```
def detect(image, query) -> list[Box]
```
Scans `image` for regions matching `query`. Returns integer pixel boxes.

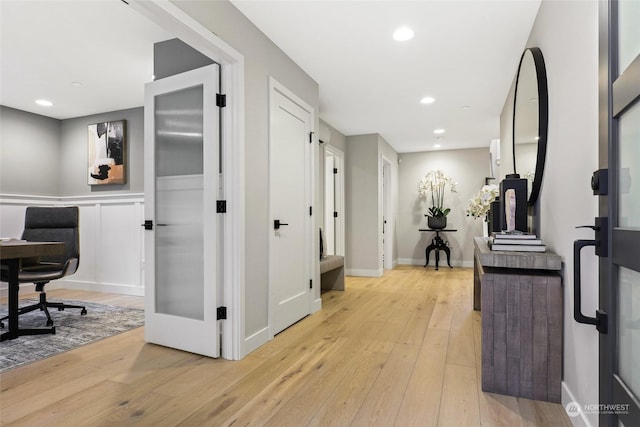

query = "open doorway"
[381,156,393,271]
[323,145,345,257]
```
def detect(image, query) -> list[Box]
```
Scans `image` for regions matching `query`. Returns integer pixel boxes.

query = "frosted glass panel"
[155,86,204,177]
[619,0,640,72]
[154,86,204,320]
[619,101,640,228]
[618,267,640,398]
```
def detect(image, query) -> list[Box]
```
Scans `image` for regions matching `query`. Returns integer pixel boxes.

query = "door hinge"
[309,279,313,289]
[334,211,338,218]
[216,94,226,108]
[309,132,314,143]
[217,200,227,213]
[333,168,338,174]
[141,220,153,230]
[309,206,313,216]
[217,306,227,320]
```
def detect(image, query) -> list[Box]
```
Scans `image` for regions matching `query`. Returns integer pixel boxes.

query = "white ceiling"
[0,1,173,120]
[230,0,541,153]
[1,0,541,154]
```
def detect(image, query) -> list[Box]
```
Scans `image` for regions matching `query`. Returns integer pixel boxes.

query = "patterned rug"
[0,299,144,372]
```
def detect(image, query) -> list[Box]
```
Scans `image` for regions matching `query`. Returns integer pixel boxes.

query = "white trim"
[243,327,271,356]
[562,381,592,427]
[129,0,245,360]
[380,156,393,271]
[0,193,144,205]
[346,269,383,277]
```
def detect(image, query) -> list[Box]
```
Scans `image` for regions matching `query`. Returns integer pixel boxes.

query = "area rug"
[0,299,144,372]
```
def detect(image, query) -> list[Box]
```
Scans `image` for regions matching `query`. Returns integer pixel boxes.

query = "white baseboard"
[345,268,383,277]
[58,279,145,297]
[311,297,322,313]
[562,381,593,427]
[397,258,473,268]
[243,326,270,358]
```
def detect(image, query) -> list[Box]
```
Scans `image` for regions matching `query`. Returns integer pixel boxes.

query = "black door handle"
[573,239,607,333]
[274,220,289,230]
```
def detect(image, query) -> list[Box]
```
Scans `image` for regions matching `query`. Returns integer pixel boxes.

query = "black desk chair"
[0,207,85,332]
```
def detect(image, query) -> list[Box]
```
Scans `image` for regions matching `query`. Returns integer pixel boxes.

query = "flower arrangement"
[466,184,499,218]
[418,170,457,217]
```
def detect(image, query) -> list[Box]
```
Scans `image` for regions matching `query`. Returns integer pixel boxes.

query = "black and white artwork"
[87,120,126,185]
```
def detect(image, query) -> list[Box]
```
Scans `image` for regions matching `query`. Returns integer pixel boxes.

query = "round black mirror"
[512,47,548,206]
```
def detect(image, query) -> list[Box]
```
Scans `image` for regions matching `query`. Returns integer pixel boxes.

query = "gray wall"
[59,107,144,196]
[0,106,61,196]
[321,119,346,153]
[0,105,144,197]
[173,0,320,338]
[397,148,490,266]
[345,134,380,273]
[503,1,599,423]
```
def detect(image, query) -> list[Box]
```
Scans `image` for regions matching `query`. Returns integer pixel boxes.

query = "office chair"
[0,206,85,332]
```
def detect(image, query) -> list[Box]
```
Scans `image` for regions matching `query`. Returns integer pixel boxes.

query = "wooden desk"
[419,229,457,270]
[1,240,65,341]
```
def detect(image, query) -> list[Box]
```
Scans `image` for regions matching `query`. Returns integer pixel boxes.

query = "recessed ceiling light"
[71,81,83,87]
[462,105,470,110]
[393,26,414,41]
[434,128,445,135]
[434,144,441,148]
[420,96,435,104]
[35,99,53,107]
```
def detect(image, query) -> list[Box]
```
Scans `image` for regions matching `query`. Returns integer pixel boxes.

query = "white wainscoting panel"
[0,194,145,297]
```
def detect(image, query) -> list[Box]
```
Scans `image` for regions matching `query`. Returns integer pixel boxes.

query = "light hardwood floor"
[0,266,572,426]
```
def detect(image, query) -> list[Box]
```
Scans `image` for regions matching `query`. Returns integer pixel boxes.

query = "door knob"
[274,220,289,230]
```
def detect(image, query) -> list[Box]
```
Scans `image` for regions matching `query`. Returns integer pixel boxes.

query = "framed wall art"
[87,120,126,185]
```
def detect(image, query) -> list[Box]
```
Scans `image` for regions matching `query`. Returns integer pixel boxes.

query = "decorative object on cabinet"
[473,237,562,402]
[418,169,457,220]
[499,175,528,232]
[87,120,126,185]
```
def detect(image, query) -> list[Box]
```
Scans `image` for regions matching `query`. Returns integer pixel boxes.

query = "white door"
[269,79,313,336]
[143,64,221,357]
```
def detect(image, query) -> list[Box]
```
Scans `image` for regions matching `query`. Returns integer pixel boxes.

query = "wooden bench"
[320,255,344,291]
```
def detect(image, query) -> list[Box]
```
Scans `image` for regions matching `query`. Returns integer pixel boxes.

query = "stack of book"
[488,232,546,252]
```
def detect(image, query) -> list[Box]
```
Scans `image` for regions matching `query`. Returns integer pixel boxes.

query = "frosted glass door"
[144,64,220,358]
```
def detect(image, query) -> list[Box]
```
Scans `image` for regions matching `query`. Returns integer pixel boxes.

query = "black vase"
[427,216,447,230]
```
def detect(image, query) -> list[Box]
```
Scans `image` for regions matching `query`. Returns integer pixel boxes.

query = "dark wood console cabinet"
[473,237,563,403]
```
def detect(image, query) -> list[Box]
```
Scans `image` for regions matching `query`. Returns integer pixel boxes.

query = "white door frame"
[130,0,245,360]
[323,144,345,257]
[380,156,393,271]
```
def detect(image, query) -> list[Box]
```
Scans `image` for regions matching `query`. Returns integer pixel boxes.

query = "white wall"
[500,2,600,426]
[397,147,490,267]
[378,135,399,268]
[0,195,145,297]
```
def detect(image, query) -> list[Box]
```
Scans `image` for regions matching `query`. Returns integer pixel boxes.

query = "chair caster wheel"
[46,320,54,326]
[81,309,87,315]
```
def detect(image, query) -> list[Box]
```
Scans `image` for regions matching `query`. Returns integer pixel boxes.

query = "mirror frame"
[512,47,548,207]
